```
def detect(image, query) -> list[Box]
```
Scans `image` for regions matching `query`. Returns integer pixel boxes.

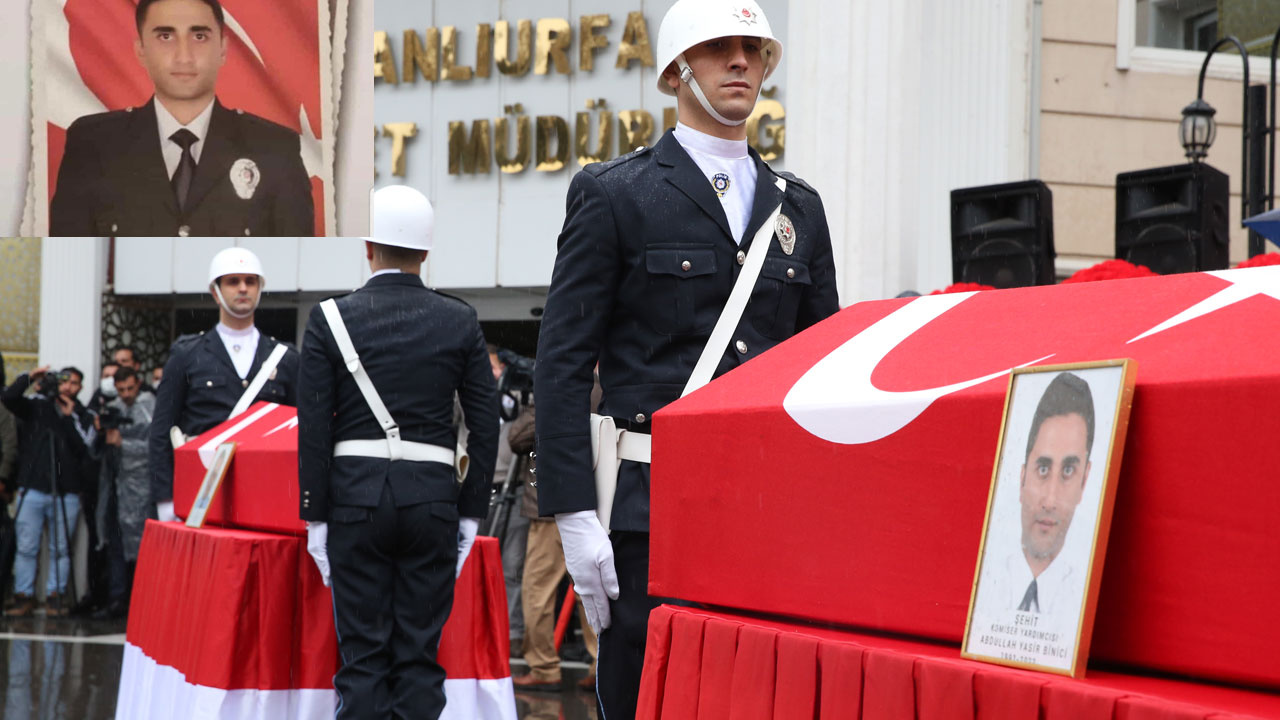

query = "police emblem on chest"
[712,172,731,198]
[775,214,796,255]
[230,159,261,200]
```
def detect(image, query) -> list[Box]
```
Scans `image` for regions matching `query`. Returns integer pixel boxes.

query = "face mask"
[100,378,117,397]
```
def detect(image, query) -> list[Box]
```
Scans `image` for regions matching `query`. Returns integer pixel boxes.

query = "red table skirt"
[126,520,509,691]
[637,606,1280,720]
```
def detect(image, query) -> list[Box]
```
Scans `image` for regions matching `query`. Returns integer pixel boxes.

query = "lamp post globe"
[1180,97,1217,162]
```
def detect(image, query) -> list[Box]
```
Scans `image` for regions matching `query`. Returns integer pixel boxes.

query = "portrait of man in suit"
[49,0,314,237]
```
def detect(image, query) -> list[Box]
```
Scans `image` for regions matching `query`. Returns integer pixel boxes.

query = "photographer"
[1,366,95,617]
[95,367,154,618]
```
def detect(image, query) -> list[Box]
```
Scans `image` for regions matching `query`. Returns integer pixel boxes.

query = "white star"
[1127,266,1280,343]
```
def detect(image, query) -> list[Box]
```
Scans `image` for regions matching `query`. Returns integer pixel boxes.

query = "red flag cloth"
[1061,259,1158,283]
[636,607,1280,720]
[119,522,516,719]
[1236,252,1280,268]
[650,268,1280,690]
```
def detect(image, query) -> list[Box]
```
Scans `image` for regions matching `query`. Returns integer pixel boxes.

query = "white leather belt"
[617,430,651,464]
[333,439,456,465]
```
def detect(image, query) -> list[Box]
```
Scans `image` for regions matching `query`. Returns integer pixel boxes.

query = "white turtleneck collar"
[674,122,749,160]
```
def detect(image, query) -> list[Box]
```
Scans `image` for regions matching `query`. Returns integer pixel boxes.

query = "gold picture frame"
[185,442,238,530]
[961,360,1136,677]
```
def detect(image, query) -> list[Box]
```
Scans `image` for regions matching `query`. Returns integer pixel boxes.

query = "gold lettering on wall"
[448,119,493,174]
[375,31,398,85]
[496,20,533,76]
[536,116,570,171]
[382,122,418,176]
[441,26,474,81]
[476,23,493,78]
[575,99,614,167]
[402,28,438,84]
[618,110,654,154]
[746,99,786,162]
[579,14,611,72]
[496,105,531,174]
[535,18,572,75]
[616,12,654,69]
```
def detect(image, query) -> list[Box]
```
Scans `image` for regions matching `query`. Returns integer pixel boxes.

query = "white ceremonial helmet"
[655,0,782,126]
[207,247,265,319]
[365,185,434,251]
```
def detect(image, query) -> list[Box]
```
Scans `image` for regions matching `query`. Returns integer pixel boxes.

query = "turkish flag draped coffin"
[174,401,304,535]
[649,267,1280,691]
[118,523,517,720]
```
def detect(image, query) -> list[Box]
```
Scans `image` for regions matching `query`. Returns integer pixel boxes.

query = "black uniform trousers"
[596,531,662,719]
[328,483,459,720]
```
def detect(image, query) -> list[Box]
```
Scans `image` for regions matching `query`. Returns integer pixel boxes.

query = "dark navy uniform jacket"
[50,97,314,237]
[534,130,841,531]
[296,273,499,523]
[148,329,299,503]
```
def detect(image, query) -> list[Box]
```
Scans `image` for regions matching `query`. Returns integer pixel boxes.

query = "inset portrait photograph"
[963,360,1135,676]
[26,0,367,237]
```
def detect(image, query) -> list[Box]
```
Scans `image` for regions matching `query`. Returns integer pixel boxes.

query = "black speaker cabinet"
[951,180,1055,289]
[1115,163,1229,275]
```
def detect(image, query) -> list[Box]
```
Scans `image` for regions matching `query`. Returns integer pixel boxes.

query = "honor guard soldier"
[148,247,299,522]
[297,185,499,719]
[533,1,840,715]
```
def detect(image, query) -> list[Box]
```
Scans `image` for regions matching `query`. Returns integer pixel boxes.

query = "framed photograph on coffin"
[186,442,237,529]
[962,360,1136,677]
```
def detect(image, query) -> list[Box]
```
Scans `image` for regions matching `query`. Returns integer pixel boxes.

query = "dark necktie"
[169,129,199,211]
[1018,579,1039,612]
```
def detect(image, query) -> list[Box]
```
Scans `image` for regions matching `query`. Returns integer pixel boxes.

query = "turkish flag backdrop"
[43,0,328,233]
[650,267,1280,691]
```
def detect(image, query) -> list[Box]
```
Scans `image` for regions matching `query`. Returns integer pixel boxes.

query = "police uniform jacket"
[296,273,499,523]
[534,130,840,531]
[50,97,314,237]
[148,330,298,503]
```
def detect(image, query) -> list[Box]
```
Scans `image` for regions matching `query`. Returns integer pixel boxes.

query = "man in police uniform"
[148,247,299,522]
[533,1,839,715]
[49,0,314,237]
[297,185,498,719]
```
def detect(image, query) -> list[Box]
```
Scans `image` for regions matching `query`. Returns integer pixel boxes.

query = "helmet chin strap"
[676,54,749,127]
[211,281,260,320]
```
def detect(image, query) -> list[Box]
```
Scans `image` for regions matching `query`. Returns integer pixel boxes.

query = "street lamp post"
[1180,36,1267,257]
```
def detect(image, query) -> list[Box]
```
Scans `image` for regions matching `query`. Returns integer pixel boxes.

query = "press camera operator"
[2,366,95,617]
[94,367,154,618]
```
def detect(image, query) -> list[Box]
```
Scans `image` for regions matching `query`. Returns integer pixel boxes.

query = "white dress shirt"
[673,122,759,245]
[215,323,260,379]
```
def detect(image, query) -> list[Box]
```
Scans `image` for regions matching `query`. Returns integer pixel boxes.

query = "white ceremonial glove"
[306,521,331,587]
[156,501,176,523]
[456,518,480,578]
[555,510,620,635]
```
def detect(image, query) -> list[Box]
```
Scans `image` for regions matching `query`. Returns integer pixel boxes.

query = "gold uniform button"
[178,225,190,237]
[735,340,748,354]
[681,260,691,272]
[736,251,746,265]
[635,413,646,424]
[786,268,795,279]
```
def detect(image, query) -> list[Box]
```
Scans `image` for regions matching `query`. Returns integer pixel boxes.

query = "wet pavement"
[0,614,597,719]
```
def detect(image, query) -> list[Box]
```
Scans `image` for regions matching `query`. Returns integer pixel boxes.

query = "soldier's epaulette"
[775,170,819,196]
[170,332,205,353]
[430,288,475,310]
[587,144,652,176]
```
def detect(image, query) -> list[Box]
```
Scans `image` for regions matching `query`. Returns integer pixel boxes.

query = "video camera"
[496,349,534,420]
[98,404,133,431]
[34,371,71,399]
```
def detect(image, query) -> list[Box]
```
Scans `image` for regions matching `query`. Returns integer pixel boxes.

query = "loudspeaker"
[951,180,1055,288]
[1115,163,1229,275]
